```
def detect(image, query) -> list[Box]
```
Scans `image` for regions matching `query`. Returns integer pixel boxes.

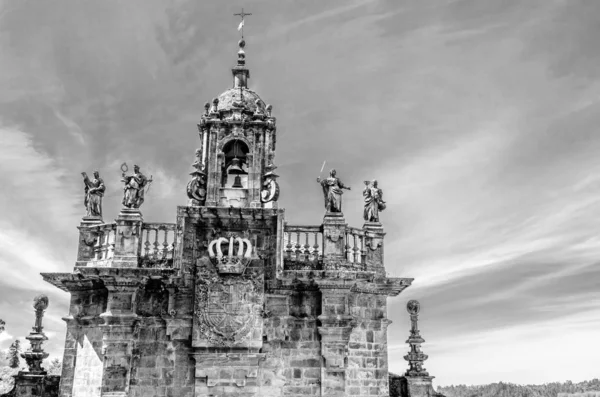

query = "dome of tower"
[217,87,264,113]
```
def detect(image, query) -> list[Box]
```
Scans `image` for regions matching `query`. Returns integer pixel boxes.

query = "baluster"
[153,229,159,259]
[344,232,351,262]
[303,232,310,261]
[108,229,115,258]
[101,230,109,259]
[144,229,151,257]
[312,232,320,261]
[162,229,169,258]
[295,232,301,260]
[360,234,367,266]
[353,232,360,263]
[285,232,293,259]
[167,230,174,259]
[93,231,103,260]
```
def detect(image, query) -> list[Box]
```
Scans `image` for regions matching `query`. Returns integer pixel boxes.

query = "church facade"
[27,33,442,397]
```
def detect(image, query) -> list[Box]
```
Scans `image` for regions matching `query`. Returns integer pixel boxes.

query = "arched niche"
[221,139,250,188]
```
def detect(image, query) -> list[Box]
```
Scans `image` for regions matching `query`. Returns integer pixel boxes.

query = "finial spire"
[404,300,430,377]
[232,9,252,88]
[234,8,252,39]
[22,295,50,373]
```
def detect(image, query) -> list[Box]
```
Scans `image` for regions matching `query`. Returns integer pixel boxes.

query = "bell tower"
[196,38,278,209]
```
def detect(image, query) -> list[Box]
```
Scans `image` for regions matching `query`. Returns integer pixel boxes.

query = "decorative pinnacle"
[404,300,430,377]
[232,9,251,88]
[22,295,50,374]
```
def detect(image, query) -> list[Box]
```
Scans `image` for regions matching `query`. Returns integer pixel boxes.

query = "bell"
[228,158,246,175]
[232,175,244,188]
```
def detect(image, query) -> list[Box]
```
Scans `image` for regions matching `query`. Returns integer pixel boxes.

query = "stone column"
[317,288,356,397]
[99,281,140,396]
[112,209,143,268]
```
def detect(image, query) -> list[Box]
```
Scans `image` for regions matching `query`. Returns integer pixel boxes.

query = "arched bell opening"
[221,139,250,189]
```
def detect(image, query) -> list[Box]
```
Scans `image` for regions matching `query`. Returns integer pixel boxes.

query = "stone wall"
[70,326,103,397]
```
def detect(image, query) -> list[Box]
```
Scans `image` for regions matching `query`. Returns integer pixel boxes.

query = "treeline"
[438,379,600,397]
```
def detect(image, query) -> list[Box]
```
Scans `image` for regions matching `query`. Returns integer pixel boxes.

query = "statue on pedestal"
[363,180,386,222]
[121,164,151,209]
[81,171,105,218]
[317,169,351,213]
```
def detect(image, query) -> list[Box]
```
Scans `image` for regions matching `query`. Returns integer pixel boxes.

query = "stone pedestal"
[363,221,385,274]
[112,209,143,268]
[76,216,104,265]
[399,376,442,397]
[322,213,347,263]
[7,373,60,397]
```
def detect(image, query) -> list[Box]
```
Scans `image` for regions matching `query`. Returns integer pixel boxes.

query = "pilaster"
[99,280,140,397]
[317,287,356,397]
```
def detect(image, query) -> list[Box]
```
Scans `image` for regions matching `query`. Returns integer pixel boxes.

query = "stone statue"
[81,171,105,218]
[260,165,280,203]
[187,169,207,206]
[121,164,151,209]
[317,169,350,213]
[363,180,386,222]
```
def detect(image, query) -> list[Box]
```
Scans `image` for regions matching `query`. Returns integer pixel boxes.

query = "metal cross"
[234,8,252,38]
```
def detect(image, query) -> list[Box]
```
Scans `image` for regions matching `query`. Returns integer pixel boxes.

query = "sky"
[1,0,599,387]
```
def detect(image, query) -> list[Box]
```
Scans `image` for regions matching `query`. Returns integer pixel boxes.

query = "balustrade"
[283,225,323,262]
[282,224,367,265]
[345,227,366,264]
[88,223,116,261]
[141,223,176,263]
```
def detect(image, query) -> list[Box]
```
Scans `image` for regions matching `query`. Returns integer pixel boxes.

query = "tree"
[7,340,21,369]
[46,358,62,375]
[0,319,5,334]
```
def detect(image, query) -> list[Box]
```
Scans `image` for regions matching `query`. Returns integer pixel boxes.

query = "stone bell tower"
[38,17,422,397]
[197,38,278,209]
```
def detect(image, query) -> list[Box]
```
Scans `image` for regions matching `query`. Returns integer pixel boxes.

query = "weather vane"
[234,8,252,39]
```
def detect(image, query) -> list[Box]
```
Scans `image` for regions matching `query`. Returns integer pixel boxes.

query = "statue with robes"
[81,170,105,218]
[121,164,151,209]
[317,169,351,213]
[363,180,386,222]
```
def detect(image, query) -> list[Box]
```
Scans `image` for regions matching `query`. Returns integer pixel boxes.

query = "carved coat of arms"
[194,236,263,346]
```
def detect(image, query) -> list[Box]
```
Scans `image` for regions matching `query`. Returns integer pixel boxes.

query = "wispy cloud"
[1,0,600,387]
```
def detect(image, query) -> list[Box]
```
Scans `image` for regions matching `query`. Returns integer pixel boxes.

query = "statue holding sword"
[316,161,351,213]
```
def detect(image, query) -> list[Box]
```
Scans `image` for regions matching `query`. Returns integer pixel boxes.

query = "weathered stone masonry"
[33,33,446,397]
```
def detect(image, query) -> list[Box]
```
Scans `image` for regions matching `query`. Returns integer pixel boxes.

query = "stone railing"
[284,225,323,262]
[87,223,117,264]
[139,223,176,267]
[78,220,176,268]
[282,219,385,273]
[345,226,366,264]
